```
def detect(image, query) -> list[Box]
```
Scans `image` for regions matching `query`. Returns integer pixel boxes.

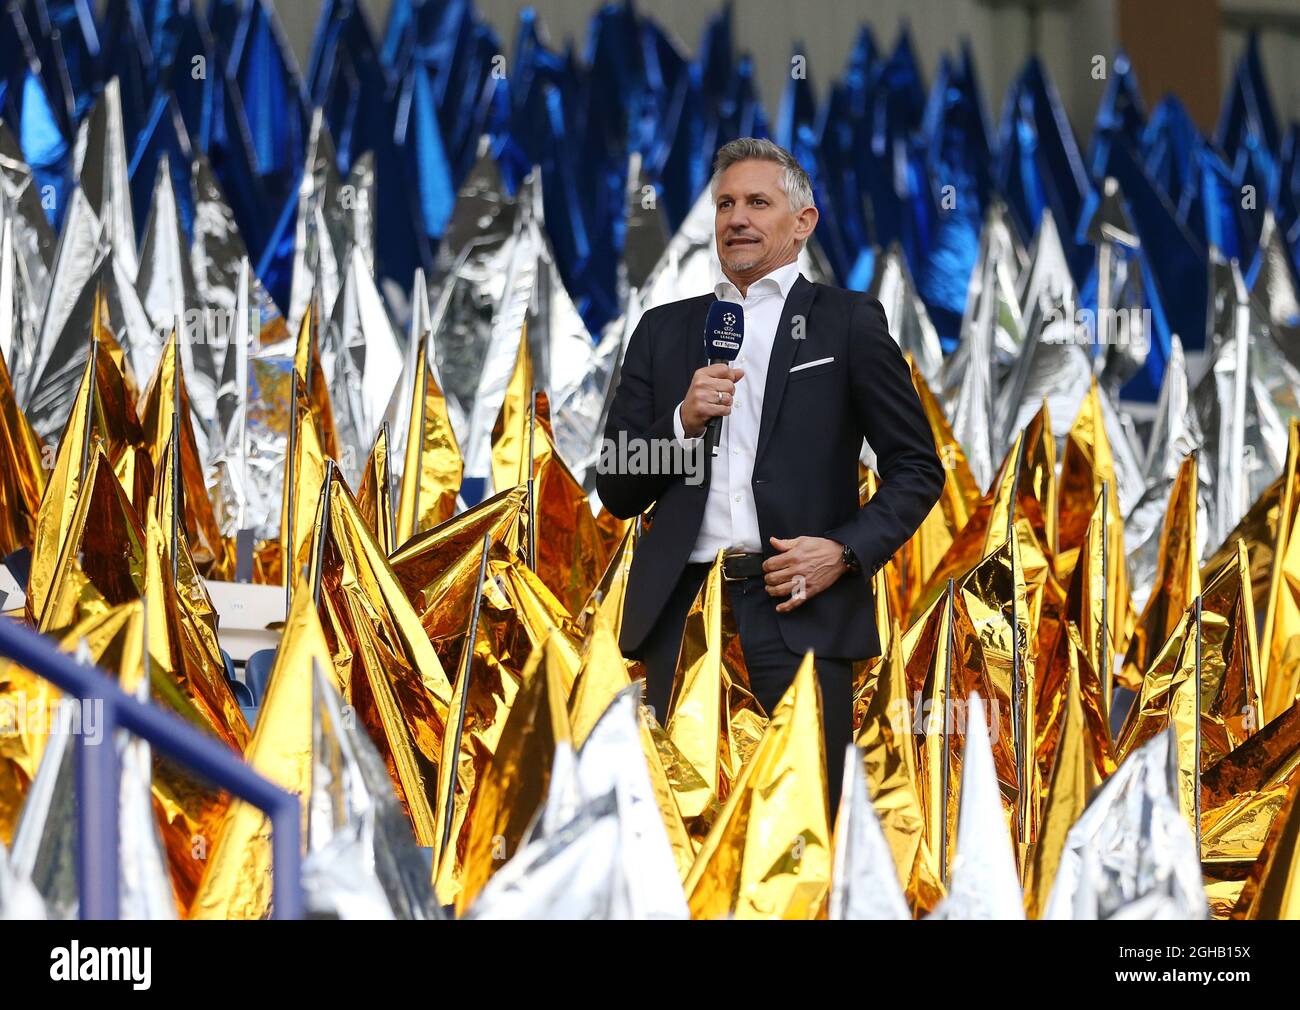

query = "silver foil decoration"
[210,259,255,536]
[286,111,356,332]
[0,118,54,322]
[622,153,669,294]
[72,77,137,281]
[1085,176,1148,395]
[382,268,432,491]
[472,684,688,920]
[302,663,444,920]
[0,838,46,920]
[945,236,1001,493]
[828,744,911,920]
[927,695,1025,919]
[9,679,176,920]
[1253,210,1300,370]
[867,241,945,386]
[0,214,38,384]
[138,152,211,406]
[1044,727,1208,920]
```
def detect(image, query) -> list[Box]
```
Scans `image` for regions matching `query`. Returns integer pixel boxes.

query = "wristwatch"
[839,542,860,572]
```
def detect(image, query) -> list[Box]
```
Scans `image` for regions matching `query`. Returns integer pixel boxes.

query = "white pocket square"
[789,356,834,374]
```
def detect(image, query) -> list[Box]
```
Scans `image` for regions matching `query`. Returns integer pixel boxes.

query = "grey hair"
[709,137,815,213]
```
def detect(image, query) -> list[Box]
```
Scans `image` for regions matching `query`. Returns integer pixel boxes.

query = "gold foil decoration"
[0,660,60,845]
[357,424,397,555]
[489,322,553,496]
[279,374,327,588]
[293,296,340,462]
[139,331,229,576]
[1118,452,1200,692]
[684,653,831,919]
[577,524,635,639]
[394,338,461,542]
[456,632,572,914]
[1259,420,1300,724]
[190,578,340,919]
[0,339,45,556]
[854,617,944,914]
[568,618,633,747]
[316,478,453,847]
[1232,771,1300,919]
[665,551,765,824]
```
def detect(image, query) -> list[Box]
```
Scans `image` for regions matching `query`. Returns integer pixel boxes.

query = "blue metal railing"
[0,616,302,919]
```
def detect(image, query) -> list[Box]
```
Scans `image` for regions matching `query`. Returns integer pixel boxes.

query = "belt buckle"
[720,551,749,582]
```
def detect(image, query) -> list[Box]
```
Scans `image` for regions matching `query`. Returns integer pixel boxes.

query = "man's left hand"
[763,536,848,613]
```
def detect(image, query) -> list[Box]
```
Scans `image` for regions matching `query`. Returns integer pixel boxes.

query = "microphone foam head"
[704,300,745,361]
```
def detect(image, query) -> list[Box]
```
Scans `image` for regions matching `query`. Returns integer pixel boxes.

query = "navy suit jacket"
[595,273,945,660]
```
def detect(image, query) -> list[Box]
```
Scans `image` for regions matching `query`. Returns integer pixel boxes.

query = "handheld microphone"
[702,300,745,457]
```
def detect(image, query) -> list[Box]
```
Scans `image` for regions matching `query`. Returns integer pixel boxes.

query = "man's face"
[713,159,817,284]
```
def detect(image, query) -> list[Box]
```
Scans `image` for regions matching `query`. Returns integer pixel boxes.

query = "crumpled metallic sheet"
[243,353,295,540]
[1253,211,1300,373]
[622,154,669,294]
[0,120,55,319]
[1143,335,1203,483]
[0,836,47,919]
[568,618,633,748]
[9,692,176,920]
[356,425,396,556]
[456,634,573,915]
[303,663,444,920]
[0,659,60,845]
[137,153,218,426]
[867,242,945,387]
[286,111,354,331]
[484,683,688,919]
[1025,627,1102,917]
[0,214,40,391]
[190,579,339,920]
[995,294,1146,517]
[210,261,253,537]
[1045,728,1208,918]
[1085,177,1148,394]
[828,744,912,920]
[1201,701,1300,867]
[1231,770,1300,919]
[279,375,327,584]
[323,247,404,486]
[636,182,834,316]
[317,479,454,848]
[531,427,606,619]
[1017,208,1075,340]
[685,655,831,920]
[72,78,138,281]
[855,617,944,913]
[1197,542,1265,760]
[1195,263,1293,550]
[666,552,766,826]
[928,695,1025,919]
[577,524,635,642]
[0,328,46,558]
[944,235,1002,493]
[382,269,430,494]
[429,150,518,426]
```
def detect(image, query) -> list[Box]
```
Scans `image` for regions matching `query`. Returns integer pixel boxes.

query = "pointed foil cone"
[292,297,341,462]
[1143,335,1202,482]
[279,374,327,586]
[9,689,176,920]
[382,269,430,483]
[191,578,339,920]
[1045,729,1207,919]
[138,152,218,422]
[1253,211,1300,370]
[316,478,453,847]
[1060,492,1118,737]
[1256,422,1300,723]
[1201,702,1300,870]
[855,618,944,913]
[665,551,766,824]
[568,618,633,748]
[0,212,41,395]
[985,402,1057,562]
[0,659,61,844]
[475,684,688,920]
[944,247,1003,493]
[1025,626,1101,918]
[356,424,396,556]
[302,662,443,920]
[455,632,573,915]
[532,424,605,617]
[0,326,45,557]
[684,654,831,919]
[390,485,528,643]
[34,450,147,637]
[0,119,55,319]
[325,247,405,483]
[910,586,957,876]
[1085,177,1149,393]
[828,744,912,920]
[139,332,230,576]
[72,78,137,280]
[576,524,635,641]
[1196,542,1265,759]
[394,332,461,542]
[928,695,1026,919]
[867,242,944,386]
[1118,453,1200,691]
[1057,379,1130,579]
[489,323,548,496]
[286,111,356,331]
[1232,772,1300,919]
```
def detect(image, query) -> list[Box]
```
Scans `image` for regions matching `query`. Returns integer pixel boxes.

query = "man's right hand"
[679,364,745,437]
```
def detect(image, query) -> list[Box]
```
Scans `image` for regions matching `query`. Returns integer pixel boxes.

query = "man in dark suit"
[595,138,945,809]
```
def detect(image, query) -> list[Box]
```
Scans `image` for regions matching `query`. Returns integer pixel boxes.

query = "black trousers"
[634,562,852,814]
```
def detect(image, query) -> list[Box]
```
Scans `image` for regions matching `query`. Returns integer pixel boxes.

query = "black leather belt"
[719,552,765,581]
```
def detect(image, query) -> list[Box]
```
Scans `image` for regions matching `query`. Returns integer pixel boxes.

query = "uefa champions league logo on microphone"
[722,311,737,328]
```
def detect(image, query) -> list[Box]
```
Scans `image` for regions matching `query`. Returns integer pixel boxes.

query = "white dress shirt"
[672,259,803,563]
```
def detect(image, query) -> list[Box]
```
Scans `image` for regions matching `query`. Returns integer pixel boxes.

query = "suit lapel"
[755,274,816,464]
